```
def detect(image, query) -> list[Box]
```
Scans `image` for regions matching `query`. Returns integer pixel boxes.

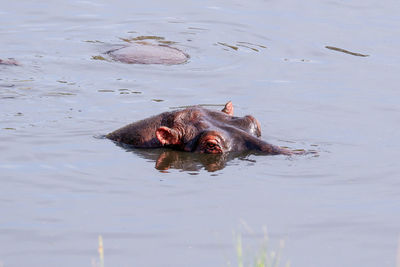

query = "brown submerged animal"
[0,58,19,66]
[106,43,188,65]
[107,102,302,155]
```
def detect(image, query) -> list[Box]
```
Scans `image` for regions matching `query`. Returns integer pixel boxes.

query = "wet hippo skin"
[0,58,19,66]
[107,102,301,155]
[106,43,188,65]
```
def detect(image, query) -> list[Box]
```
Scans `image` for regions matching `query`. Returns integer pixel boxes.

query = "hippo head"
[107,102,298,155]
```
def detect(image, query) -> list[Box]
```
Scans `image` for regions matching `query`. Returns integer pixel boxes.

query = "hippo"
[106,43,188,65]
[107,102,302,155]
[0,58,19,66]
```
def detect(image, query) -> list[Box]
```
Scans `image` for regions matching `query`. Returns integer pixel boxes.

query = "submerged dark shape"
[118,147,232,172]
[107,102,302,155]
[325,46,369,57]
[0,58,19,66]
[154,150,229,172]
[106,43,188,65]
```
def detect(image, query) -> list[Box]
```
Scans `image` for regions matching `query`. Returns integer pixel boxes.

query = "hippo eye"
[204,141,223,154]
[197,132,225,154]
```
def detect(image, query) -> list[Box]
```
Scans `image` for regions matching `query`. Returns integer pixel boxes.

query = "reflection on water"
[104,133,316,173]
[154,150,228,172]
[123,146,228,173]
[114,142,257,172]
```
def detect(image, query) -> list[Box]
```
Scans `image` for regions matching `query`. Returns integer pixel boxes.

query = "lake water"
[1,0,400,266]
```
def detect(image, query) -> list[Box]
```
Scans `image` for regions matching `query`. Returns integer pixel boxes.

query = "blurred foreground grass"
[234,227,290,267]
[89,233,400,267]
[397,235,400,267]
[91,235,104,267]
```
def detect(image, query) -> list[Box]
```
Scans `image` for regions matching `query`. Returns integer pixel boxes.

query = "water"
[1,0,400,266]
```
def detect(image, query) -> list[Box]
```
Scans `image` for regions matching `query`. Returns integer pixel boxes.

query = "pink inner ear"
[221,101,234,116]
[156,126,180,145]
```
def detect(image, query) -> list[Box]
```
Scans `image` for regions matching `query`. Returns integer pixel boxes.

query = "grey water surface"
[1,0,400,266]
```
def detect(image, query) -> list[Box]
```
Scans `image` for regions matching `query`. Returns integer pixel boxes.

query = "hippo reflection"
[120,147,234,172]
[155,150,229,172]
[107,102,302,155]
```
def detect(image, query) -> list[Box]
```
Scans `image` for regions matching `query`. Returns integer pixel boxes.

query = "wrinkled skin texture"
[107,102,300,155]
[106,43,188,65]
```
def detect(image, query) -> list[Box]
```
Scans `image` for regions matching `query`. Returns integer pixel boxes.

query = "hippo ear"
[221,101,234,116]
[156,126,181,146]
